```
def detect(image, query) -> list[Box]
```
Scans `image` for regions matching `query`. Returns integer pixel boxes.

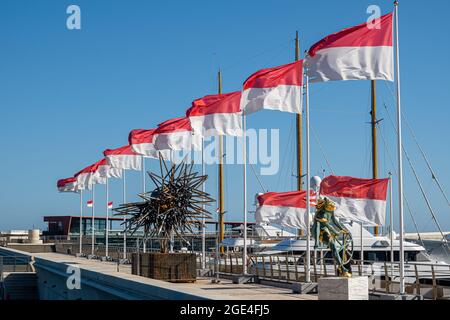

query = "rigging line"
[383,104,448,243]
[403,111,449,206]
[378,124,425,246]
[310,124,334,174]
[222,39,292,72]
[382,83,449,206]
[276,115,294,191]
[249,162,267,193]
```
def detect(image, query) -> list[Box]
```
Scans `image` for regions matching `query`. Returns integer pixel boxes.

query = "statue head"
[316,197,336,212]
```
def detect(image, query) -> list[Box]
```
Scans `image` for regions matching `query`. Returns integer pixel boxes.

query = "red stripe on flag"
[155,117,192,134]
[104,145,140,156]
[257,190,316,209]
[308,13,393,57]
[128,129,156,145]
[243,60,303,90]
[320,175,389,201]
[186,91,242,117]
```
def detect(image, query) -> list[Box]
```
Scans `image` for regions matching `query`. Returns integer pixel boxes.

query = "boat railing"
[196,251,450,299]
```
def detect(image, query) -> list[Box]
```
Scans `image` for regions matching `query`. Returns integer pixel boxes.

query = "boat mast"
[371,79,379,236]
[218,70,225,253]
[295,31,304,237]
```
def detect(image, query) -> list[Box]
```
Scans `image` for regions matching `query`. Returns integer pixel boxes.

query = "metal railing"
[193,251,450,299]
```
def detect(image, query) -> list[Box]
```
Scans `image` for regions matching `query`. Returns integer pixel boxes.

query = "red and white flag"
[57,177,79,193]
[87,200,93,207]
[75,159,121,189]
[128,128,170,160]
[154,117,201,151]
[240,60,303,115]
[95,158,122,180]
[75,162,101,190]
[320,175,389,226]
[305,13,393,82]
[255,190,315,230]
[107,201,113,209]
[186,91,243,137]
[103,145,142,171]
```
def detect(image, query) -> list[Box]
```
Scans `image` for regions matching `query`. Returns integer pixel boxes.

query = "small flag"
[87,200,93,207]
[107,201,113,209]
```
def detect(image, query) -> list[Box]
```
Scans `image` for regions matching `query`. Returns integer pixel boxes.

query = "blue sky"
[0,0,449,233]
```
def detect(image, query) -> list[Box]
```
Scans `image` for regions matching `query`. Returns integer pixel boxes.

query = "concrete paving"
[31,252,317,300]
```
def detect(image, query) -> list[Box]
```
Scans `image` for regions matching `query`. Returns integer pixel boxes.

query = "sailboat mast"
[295,31,305,237]
[218,70,225,252]
[371,80,379,236]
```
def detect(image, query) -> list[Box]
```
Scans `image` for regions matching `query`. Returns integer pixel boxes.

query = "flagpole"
[201,137,206,269]
[305,70,311,283]
[243,113,248,275]
[91,184,95,256]
[79,189,83,255]
[141,156,147,253]
[389,172,394,266]
[142,156,146,193]
[394,0,405,294]
[105,176,109,258]
[123,170,127,260]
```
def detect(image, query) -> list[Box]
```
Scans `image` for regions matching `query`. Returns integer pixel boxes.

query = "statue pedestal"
[318,276,369,300]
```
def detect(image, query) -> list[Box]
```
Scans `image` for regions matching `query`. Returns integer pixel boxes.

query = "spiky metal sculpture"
[114,157,214,253]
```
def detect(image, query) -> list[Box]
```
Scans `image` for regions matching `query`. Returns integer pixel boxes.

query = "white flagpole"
[141,156,147,253]
[141,156,146,193]
[305,72,311,283]
[123,170,127,260]
[79,189,83,255]
[243,113,248,275]
[394,0,405,294]
[91,184,95,256]
[389,172,394,266]
[201,137,206,269]
[105,176,109,258]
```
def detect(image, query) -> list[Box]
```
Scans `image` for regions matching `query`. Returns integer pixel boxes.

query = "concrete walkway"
[31,251,317,300]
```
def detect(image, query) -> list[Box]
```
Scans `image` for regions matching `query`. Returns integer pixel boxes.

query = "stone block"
[318,276,369,300]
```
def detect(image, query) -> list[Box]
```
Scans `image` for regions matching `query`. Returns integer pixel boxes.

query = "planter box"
[131,252,196,282]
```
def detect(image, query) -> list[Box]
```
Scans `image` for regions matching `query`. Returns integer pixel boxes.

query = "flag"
[255,190,315,230]
[95,158,122,180]
[107,201,113,209]
[87,200,93,207]
[240,60,303,115]
[319,175,389,226]
[104,145,142,171]
[186,91,243,137]
[57,177,79,193]
[128,129,170,159]
[75,159,121,189]
[153,117,201,151]
[305,13,393,82]
[75,162,101,190]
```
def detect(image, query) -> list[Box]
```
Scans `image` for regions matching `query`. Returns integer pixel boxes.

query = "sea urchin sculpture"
[114,157,214,253]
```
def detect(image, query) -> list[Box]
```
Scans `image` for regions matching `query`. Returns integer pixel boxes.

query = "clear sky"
[0,0,449,233]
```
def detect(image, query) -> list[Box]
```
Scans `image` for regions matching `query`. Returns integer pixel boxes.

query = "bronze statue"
[312,197,353,277]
